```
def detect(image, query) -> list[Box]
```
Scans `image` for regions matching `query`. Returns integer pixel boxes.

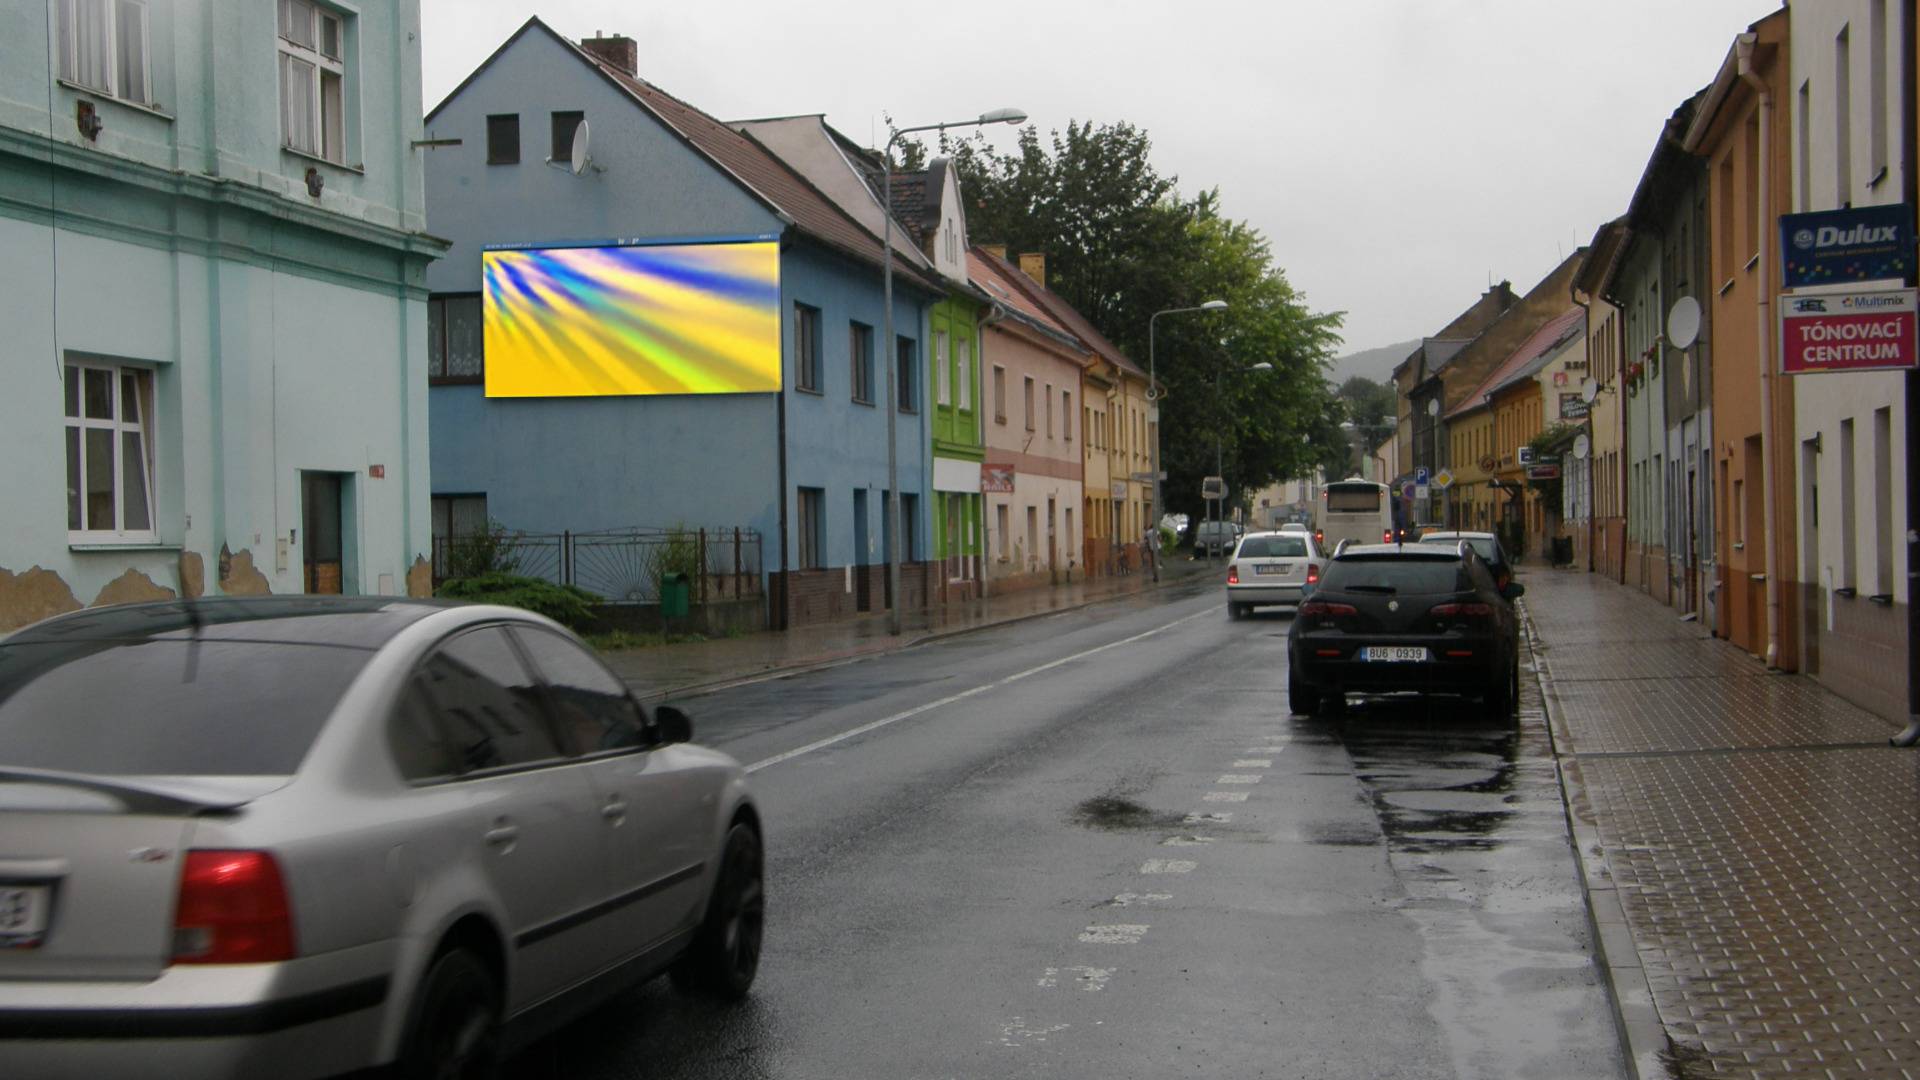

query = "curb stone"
[632,567,1212,703]
[1520,602,1669,1080]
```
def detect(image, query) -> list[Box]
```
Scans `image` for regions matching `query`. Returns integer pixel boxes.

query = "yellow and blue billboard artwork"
[482,241,782,397]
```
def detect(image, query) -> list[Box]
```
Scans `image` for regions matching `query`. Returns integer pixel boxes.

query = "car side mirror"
[1503,582,1526,600]
[654,705,693,744]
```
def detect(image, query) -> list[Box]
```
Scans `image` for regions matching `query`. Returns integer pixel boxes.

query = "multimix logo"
[1790,224,1901,250]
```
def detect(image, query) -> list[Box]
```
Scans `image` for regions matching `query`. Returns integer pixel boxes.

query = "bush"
[436,572,602,631]
[444,521,519,580]
[654,526,700,592]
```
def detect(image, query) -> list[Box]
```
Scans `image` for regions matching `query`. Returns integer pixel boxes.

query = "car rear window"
[1237,536,1309,558]
[0,640,374,776]
[1419,536,1500,562]
[1321,557,1472,594]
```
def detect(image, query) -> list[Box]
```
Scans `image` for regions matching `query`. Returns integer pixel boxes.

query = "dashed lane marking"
[1184,812,1232,824]
[1038,966,1113,992]
[1140,859,1197,874]
[1216,774,1263,784]
[1108,892,1173,907]
[745,607,1217,773]
[1079,924,1149,944]
[1161,835,1213,846]
[1202,792,1249,803]
[1233,759,1273,768]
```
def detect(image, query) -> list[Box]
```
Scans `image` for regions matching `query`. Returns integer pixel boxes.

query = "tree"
[929,120,1345,523]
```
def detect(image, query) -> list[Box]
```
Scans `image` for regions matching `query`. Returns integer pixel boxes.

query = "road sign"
[1201,476,1227,500]
[1414,466,1429,485]
[1415,484,1430,501]
[1433,468,1454,490]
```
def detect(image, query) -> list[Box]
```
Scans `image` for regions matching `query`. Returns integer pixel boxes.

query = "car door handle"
[601,798,627,823]
[484,823,520,847]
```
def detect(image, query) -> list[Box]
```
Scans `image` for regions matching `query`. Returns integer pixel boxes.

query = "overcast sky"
[420,0,1784,357]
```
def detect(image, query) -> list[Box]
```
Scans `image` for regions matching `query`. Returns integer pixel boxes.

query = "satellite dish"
[1573,432,1591,460]
[569,119,593,176]
[1426,398,1440,417]
[1580,377,1600,404]
[1667,295,1702,350]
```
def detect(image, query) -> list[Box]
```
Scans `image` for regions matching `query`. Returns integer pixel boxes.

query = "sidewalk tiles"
[1523,569,1920,1079]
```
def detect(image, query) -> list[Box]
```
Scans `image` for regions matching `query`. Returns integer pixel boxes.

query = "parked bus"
[1318,478,1397,551]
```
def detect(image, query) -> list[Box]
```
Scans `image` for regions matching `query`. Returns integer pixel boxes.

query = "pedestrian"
[1142,523,1159,583]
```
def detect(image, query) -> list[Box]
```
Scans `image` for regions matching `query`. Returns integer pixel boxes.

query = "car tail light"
[1314,530,1324,546]
[1429,602,1495,618]
[1306,563,1320,585]
[1382,529,1392,543]
[172,851,296,964]
[1227,565,1240,585]
[1298,600,1358,617]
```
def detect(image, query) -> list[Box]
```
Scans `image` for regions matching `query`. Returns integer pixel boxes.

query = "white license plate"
[1362,646,1429,662]
[0,885,51,948]
[1254,563,1291,575]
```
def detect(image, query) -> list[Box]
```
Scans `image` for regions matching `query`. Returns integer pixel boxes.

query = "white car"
[1225,531,1323,617]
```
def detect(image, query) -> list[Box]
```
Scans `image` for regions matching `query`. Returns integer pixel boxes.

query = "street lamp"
[881,108,1025,635]
[1146,300,1228,564]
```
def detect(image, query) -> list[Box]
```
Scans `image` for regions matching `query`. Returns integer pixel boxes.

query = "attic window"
[486,113,519,165]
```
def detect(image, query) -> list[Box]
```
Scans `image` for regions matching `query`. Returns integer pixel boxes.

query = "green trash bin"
[660,572,689,619]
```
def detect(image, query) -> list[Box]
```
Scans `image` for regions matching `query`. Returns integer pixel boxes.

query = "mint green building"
[0,0,444,631]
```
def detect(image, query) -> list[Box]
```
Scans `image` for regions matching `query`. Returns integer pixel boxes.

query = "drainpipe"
[1571,280,1597,573]
[972,300,1008,602]
[1737,36,1783,670]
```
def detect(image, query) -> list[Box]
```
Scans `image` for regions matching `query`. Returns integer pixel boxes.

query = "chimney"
[980,243,1008,261]
[1018,252,1046,287]
[579,32,638,77]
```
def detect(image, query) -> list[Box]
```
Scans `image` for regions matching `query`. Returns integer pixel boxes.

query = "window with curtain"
[278,0,349,163]
[58,0,150,106]
[64,359,157,543]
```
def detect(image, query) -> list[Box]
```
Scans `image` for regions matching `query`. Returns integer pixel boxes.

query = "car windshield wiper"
[0,767,251,815]
[1346,584,1399,594]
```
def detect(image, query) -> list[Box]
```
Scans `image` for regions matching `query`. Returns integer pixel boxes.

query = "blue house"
[423,19,946,626]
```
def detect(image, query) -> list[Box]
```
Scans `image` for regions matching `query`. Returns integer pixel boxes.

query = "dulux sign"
[1779,204,1913,288]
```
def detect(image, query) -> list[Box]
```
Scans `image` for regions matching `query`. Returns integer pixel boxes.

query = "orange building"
[1682,9,1801,668]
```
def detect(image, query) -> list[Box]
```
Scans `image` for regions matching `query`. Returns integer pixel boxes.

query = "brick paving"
[1525,570,1920,1078]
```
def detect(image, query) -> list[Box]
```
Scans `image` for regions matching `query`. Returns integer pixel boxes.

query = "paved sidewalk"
[1523,569,1920,1079]
[601,554,1218,699]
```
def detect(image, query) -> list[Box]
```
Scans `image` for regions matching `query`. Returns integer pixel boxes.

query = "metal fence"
[433,526,764,605]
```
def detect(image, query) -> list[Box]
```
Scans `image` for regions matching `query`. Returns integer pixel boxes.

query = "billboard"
[1779,289,1918,375]
[1779,204,1913,288]
[482,240,781,397]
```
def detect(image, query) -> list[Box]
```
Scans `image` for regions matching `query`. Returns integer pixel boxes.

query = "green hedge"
[435,573,603,631]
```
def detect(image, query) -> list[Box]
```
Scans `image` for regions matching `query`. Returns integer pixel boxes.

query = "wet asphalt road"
[513,580,1624,1079]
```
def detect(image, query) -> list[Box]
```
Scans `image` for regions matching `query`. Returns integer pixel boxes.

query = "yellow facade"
[1491,378,1546,546]
[1445,407,1498,531]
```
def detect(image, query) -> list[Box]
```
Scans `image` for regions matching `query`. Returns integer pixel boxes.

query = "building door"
[1684,467,1699,615]
[302,472,345,595]
[853,489,871,612]
[1046,496,1057,582]
[947,494,966,583]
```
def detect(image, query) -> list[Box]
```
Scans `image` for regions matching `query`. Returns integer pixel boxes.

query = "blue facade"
[423,20,933,592]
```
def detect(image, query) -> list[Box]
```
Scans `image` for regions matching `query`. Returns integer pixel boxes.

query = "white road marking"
[745,608,1216,773]
[1161,835,1213,846]
[1079,924,1149,944]
[1216,774,1263,784]
[1249,746,1289,754]
[1140,859,1197,874]
[1108,892,1173,907]
[997,1018,1070,1046]
[1038,966,1114,992]
[1233,759,1272,768]
[1203,792,1250,803]
[1184,811,1232,824]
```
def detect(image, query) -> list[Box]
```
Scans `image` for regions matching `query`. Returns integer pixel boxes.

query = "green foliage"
[1157,524,1176,554]
[586,628,709,651]
[654,526,701,591]
[1338,376,1398,452]
[443,520,519,580]
[940,120,1346,522]
[436,573,602,631]
[1527,423,1579,510]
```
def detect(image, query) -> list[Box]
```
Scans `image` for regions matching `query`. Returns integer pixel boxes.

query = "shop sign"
[1779,289,1918,374]
[981,465,1016,493]
[1559,392,1589,419]
[1779,204,1913,288]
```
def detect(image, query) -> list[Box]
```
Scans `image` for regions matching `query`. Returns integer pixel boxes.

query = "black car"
[1414,531,1516,594]
[1286,542,1525,717]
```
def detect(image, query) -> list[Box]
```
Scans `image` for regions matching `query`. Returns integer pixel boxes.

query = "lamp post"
[880,107,1025,635]
[1206,360,1272,564]
[1146,300,1227,567]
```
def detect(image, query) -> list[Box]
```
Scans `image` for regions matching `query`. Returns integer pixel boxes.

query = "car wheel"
[671,823,764,1000]
[397,947,500,1080]
[1287,670,1314,714]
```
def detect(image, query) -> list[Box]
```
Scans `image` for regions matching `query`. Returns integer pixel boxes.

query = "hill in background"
[1329,338,1420,385]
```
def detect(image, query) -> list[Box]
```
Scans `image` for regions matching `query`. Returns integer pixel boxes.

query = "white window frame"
[65,359,158,545]
[935,330,951,406]
[57,0,151,106]
[278,0,347,164]
[956,334,971,412]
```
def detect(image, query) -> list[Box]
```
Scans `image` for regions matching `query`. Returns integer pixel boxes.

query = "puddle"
[1302,820,1382,847]
[1071,795,1184,832]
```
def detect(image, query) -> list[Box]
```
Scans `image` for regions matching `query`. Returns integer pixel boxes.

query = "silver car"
[0,597,763,1079]
[1225,530,1323,617]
